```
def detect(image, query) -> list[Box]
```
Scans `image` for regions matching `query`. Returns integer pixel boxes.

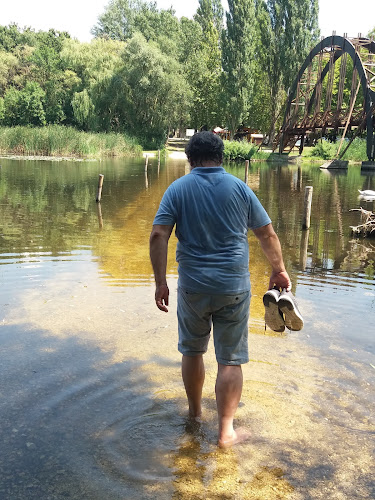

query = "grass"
[302,138,368,163]
[0,125,143,158]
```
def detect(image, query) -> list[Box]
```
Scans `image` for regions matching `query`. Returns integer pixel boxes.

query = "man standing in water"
[149,131,291,447]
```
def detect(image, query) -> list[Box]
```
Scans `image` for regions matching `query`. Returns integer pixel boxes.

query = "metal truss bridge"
[275,35,375,162]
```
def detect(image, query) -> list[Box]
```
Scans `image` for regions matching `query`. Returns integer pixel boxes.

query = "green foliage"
[116,33,192,147]
[72,89,95,130]
[92,0,179,48]
[221,0,256,134]
[260,0,319,138]
[340,137,368,162]
[223,140,269,160]
[0,125,142,157]
[0,2,323,149]
[309,139,337,160]
[308,138,367,162]
[2,81,46,126]
[188,2,223,128]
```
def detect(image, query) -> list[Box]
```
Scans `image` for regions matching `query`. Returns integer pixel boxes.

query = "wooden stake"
[244,160,249,184]
[145,154,149,171]
[302,186,313,229]
[97,201,103,229]
[96,174,104,203]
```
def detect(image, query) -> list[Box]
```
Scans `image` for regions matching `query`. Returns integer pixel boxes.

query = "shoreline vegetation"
[0,125,142,159]
[0,125,369,164]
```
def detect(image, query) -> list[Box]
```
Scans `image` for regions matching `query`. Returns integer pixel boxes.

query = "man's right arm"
[252,223,291,290]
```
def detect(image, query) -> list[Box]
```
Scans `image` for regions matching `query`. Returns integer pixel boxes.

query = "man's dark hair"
[185,131,224,165]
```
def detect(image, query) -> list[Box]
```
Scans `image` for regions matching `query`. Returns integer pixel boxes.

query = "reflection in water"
[0,157,374,499]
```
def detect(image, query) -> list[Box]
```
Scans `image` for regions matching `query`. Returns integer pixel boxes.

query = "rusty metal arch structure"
[277,35,375,161]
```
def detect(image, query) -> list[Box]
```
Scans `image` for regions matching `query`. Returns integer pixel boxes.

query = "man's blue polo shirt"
[153,166,271,294]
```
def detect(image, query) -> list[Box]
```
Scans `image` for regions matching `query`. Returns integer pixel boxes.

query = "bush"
[309,139,337,160]
[308,137,368,162]
[223,140,269,161]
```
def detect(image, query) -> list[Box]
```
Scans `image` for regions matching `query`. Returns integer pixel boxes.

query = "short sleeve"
[247,190,272,229]
[153,185,177,226]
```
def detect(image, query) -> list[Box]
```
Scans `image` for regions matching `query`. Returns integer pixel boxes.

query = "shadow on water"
[1,319,374,499]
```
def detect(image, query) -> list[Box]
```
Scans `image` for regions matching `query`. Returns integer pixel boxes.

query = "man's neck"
[191,160,221,168]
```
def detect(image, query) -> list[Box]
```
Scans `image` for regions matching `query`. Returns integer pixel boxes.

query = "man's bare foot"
[218,427,251,448]
[188,412,202,424]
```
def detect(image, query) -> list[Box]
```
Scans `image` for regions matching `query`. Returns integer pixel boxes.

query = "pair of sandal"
[263,288,304,332]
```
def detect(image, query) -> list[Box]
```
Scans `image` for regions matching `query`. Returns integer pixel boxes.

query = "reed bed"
[0,126,142,158]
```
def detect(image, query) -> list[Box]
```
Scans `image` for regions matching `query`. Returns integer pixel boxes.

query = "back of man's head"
[185,131,224,166]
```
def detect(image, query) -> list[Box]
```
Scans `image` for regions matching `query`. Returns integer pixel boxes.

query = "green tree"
[188,0,223,128]
[3,81,46,126]
[0,96,4,122]
[114,32,192,146]
[0,50,18,93]
[221,0,256,136]
[71,89,95,130]
[61,38,125,130]
[92,0,179,46]
[195,0,224,36]
[262,0,319,141]
[368,27,375,39]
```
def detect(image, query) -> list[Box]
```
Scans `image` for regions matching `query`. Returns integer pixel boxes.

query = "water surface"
[0,156,374,499]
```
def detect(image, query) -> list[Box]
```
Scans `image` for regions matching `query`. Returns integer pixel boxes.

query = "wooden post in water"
[302,186,313,229]
[244,160,249,184]
[145,154,149,171]
[158,150,161,175]
[97,201,104,229]
[96,174,104,203]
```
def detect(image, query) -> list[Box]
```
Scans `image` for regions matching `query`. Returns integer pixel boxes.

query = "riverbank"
[0,127,368,165]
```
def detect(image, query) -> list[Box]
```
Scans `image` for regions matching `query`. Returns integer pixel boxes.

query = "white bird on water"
[358,189,375,197]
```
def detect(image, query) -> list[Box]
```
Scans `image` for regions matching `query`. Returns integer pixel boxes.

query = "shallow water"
[0,156,374,499]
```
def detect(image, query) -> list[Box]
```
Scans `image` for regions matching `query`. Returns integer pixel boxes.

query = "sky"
[1,0,374,43]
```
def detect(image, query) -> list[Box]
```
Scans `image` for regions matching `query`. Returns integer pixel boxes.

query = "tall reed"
[0,125,142,157]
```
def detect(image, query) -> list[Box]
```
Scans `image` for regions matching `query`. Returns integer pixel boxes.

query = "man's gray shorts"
[177,287,251,365]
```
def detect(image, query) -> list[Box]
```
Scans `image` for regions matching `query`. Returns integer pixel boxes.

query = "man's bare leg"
[181,354,205,419]
[215,363,250,447]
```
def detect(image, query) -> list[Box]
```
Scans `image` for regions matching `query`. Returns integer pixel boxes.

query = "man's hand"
[269,270,291,291]
[155,283,169,312]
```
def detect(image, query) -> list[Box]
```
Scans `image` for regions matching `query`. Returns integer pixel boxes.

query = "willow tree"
[113,33,192,147]
[91,0,180,47]
[221,0,256,136]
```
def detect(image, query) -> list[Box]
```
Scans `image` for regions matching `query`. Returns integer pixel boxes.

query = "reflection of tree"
[0,158,147,255]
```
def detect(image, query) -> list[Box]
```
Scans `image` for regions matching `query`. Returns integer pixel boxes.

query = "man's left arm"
[252,223,291,291]
[149,224,174,312]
